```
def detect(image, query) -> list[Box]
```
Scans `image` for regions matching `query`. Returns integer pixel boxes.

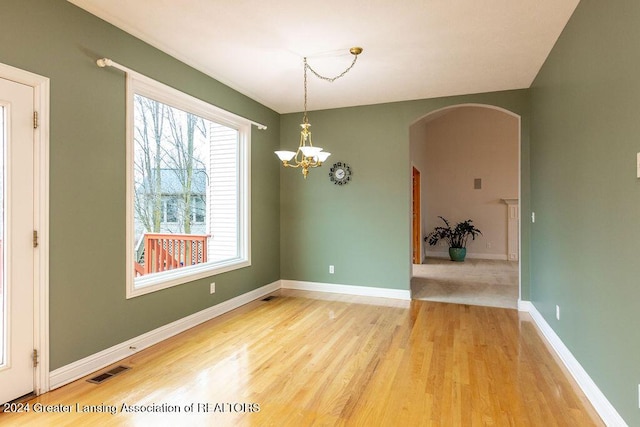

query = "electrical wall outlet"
[329,265,334,274]
[532,212,536,223]
[210,282,216,294]
[556,305,560,320]
[486,242,492,249]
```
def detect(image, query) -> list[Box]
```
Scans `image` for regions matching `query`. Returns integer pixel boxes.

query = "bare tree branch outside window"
[133,94,209,245]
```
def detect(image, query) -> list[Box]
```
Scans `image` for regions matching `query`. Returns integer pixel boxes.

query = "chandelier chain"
[305,54,359,83]
[275,47,361,179]
[302,53,359,124]
[303,58,309,124]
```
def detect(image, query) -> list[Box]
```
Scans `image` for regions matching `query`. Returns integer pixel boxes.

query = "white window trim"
[125,73,251,299]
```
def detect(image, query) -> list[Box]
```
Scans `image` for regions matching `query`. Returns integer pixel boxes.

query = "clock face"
[329,162,351,185]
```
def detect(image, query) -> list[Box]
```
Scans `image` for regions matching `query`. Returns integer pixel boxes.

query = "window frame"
[191,196,206,224]
[126,73,251,299]
[162,196,179,224]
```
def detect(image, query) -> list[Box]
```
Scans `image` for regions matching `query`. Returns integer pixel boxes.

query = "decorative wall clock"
[329,162,352,185]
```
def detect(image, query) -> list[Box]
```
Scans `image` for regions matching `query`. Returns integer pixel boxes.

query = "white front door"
[0,77,35,403]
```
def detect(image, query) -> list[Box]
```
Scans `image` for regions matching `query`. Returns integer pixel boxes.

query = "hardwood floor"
[0,289,602,426]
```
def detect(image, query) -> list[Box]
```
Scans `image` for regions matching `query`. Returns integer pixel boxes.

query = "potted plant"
[425,216,482,262]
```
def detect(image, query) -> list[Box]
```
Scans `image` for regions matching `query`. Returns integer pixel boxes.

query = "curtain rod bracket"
[95,57,267,130]
[96,58,112,68]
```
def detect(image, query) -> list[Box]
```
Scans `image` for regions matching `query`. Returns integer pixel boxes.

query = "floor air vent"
[87,365,131,384]
[262,295,277,301]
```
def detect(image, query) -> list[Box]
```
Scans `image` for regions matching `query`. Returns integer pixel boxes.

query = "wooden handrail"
[139,233,209,276]
[134,262,145,277]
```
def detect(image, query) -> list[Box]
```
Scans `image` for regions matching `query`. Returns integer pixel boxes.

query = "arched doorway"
[409,104,521,308]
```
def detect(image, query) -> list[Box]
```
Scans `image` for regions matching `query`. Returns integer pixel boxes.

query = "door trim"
[0,62,49,395]
[409,103,521,303]
[411,166,421,264]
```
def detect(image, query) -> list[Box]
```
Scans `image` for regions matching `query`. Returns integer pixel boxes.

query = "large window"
[127,75,251,298]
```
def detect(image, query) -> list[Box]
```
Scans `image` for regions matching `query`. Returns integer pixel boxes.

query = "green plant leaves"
[424,216,482,249]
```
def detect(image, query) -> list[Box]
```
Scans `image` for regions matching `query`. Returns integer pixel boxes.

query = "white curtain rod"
[96,57,268,130]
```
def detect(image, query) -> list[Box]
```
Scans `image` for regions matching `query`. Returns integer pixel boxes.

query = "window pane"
[193,197,205,223]
[132,94,240,280]
[164,197,178,223]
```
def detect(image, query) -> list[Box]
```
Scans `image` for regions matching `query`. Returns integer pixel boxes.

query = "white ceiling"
[68,0,580,114]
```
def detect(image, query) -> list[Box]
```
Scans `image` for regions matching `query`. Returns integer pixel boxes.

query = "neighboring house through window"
[136,168,207,233]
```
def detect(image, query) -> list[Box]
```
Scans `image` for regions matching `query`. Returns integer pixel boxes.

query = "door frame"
[411,165,421,264]
[0,62,49,396]
[409,103,521,302]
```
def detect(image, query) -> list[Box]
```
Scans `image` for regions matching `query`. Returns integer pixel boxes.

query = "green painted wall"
[0,0,280,370]
[531,1,640,424]
[280,91,531,295]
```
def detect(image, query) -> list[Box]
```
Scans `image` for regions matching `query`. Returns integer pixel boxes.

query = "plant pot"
[449,247,466,262]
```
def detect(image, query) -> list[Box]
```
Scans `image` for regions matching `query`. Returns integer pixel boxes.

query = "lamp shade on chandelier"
[275,47,363,179]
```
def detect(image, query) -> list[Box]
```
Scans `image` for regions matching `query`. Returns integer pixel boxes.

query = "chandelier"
[275,47,363,179]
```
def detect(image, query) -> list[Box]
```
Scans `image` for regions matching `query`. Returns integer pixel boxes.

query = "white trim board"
[281,280,411,300]
[518,301,627,426]
[49,281,280,390]
[517,299,531,312]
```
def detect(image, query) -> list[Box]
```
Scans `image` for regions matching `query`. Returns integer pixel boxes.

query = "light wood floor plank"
[0,289,603,426]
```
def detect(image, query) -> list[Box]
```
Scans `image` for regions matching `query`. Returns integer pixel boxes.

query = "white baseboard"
[517,299,533,312]
[49,281,280,390]
[519,300,627,426]
[281,280,411,300]
[425,251,509,261]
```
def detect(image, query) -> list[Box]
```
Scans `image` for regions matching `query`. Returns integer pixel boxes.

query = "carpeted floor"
[411,257,519,309]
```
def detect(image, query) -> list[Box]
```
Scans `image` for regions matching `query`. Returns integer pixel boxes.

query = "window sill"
[126,258,251,299]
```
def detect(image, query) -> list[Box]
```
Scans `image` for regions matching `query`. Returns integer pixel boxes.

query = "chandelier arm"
[294,147,303,165]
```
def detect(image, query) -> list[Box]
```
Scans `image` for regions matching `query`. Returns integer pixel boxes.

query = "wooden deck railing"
[135,233,209,276]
